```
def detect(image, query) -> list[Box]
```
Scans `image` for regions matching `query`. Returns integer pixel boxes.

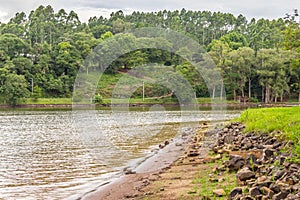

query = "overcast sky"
[0,0,299,23]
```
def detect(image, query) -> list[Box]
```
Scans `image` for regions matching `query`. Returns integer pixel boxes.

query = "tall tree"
[3,74,30,106]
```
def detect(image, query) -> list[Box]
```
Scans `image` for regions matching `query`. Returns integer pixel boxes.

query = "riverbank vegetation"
[0,6,299,105]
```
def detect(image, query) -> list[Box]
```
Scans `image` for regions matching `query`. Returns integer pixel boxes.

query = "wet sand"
[80,126,203,200]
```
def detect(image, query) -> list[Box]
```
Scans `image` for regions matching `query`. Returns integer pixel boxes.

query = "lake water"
[0,108,240,199]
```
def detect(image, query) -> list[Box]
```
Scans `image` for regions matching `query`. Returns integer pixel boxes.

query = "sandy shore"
[79,121,300,200]
[80,124,209,200]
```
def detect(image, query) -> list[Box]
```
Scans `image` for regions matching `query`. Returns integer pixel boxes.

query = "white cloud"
[74,7,134,22]
[0,0,299,23]
[0,10,8,23]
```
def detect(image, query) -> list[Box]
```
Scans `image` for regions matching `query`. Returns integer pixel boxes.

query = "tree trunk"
[265,87,268,104]
[234,89,236,101]
[298,92,300,103]
[248,78,251,99]
[241,87,245,104]
[280,94,283,102]
[220,81,223,100]
[275,95,277,103]
[262,87,264,103]
[212,86,216,99]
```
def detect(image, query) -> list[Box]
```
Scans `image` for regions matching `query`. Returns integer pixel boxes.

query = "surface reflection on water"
[0,109,240,199]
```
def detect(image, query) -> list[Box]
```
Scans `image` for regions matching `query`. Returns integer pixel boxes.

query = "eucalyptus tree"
[208,39,231,99]
[283,23,300,101]
[229,47,255,101]
[256,49,289,103]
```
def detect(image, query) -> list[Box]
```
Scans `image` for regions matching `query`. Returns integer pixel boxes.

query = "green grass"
[22,97,232,105]
[191,154,237,199]
[26,98,72,104]
[104,97,178,105]
[196,98,237,104]
[236,106,300,162]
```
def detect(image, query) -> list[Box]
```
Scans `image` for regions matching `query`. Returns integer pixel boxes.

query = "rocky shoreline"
[212,122,300,200]
[81,121,299,200]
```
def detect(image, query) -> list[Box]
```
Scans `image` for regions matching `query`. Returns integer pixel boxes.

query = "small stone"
[215,154,222,159]
[283,161,290,168]
[276,180,290,188]
[292,184,300,192]
[261,196,269,200]
[272,142,282,149]
[287,194,298,200]
[290,163,300,172]
[265,148,276,157]
[209,178,218,183]
[144,191,154,196]
[159,188,164,191]
[217,149,225,154]
[258,166,268,174]
[215,165,227,172]
[241,195,254,200]
[260,186,274,198]
[257,176,267,183]
[188,150,199,157]
[218,177,225,182]
[213,189,226,197]
[246,154,257,164]
[256,181,273,188]
[175,142,182,146]
[246,179,256,186]
[249,187,261,197]
[273,170,285,180]
[171,176,181,180]
[284,176,295,185]
[124,168,136,175]
[224,135,235,144]
[234,194,243,200]
[229,187,243,199]
[269,183,281,193]
[124,193,138,198]
[228,155,245,171]
[236,167,255,181]
[272,191,288,200]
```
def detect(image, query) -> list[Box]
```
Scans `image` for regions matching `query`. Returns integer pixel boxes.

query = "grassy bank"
[237,106,300,162]
[18,97,237,105]
[26,98,72,104]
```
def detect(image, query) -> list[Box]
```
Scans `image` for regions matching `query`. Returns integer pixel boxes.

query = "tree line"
[0,5,299,105]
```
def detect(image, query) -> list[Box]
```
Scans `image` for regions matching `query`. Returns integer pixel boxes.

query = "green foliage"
[3,74,30,106]
[93,94,103,104]
[32,85,43,101]
[220,32,248,50]
[0,6,299,104]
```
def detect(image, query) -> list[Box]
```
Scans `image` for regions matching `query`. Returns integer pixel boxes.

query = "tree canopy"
[0,5,299,104]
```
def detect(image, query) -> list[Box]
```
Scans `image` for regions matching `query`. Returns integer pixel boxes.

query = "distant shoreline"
[0,102,299,109]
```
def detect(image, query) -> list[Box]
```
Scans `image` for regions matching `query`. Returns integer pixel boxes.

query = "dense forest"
[0,5,299,105]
